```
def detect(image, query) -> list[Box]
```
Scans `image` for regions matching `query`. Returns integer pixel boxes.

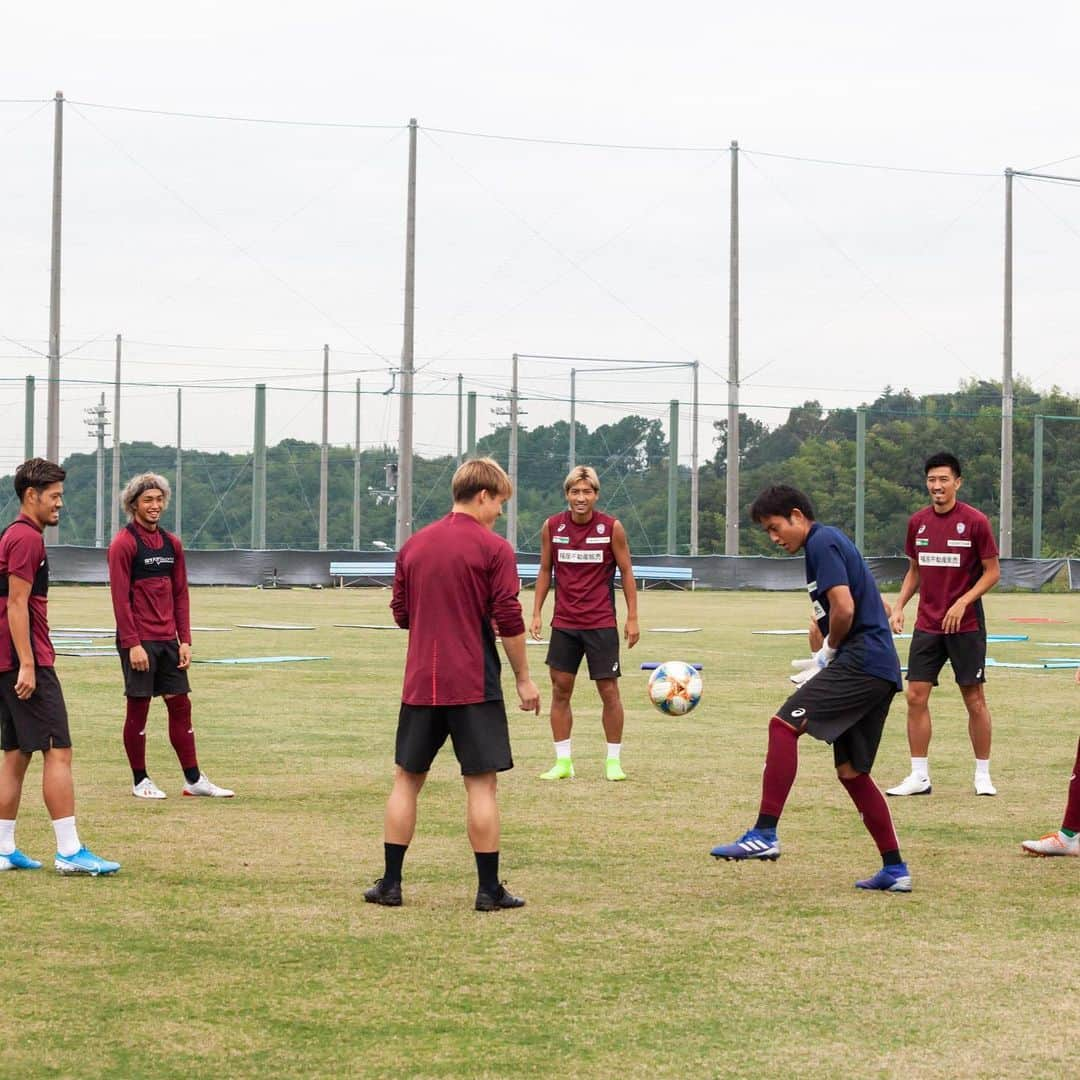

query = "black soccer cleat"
[475,882,526,911]
[363,877,403,907]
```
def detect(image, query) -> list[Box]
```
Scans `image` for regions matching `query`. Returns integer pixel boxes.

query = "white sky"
[2,1,1079,471]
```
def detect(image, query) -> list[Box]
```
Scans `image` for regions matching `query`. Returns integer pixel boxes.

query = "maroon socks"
[1063,736,1080,834]
[123,697,151,779]
[165,694,199,774]
[755,716,800,828]
[840,772,900,859]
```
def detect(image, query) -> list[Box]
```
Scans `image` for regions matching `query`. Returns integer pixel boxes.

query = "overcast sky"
[2,1,1079,478]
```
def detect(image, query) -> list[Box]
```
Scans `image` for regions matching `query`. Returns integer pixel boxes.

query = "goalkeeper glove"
[789,641,837,686]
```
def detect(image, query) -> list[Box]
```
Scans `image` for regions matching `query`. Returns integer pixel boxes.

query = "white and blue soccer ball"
[647,661,703,716]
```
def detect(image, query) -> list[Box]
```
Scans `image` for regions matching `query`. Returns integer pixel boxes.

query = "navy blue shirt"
[804,522,902,689]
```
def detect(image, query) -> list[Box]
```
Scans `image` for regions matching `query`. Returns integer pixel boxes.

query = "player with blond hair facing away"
[0,459,120,875]
[107,473,233,800]
[531,465,639,782]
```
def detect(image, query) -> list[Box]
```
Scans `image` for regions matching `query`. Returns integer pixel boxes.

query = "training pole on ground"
[395,118,418,548]
[319,344,329,551]
[353,378,362,550]
[466,392,477,456]
[667,399,679,556]
[23,376,34,460]
[46,91,64,541]
[111,334,122,538]
[252,384,267,549]
[725,139,740,556]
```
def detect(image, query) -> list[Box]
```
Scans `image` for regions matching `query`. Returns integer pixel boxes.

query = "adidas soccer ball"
[647,661,703,716]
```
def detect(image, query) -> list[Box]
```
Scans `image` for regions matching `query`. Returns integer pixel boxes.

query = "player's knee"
[835,763,861,780]
[906,684,931,707]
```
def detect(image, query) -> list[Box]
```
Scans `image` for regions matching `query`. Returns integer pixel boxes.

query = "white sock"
[0,819,15,856]
[606,743,622,761]
[911,757,929,780]
[975,759,991,777]
[52,816,81,858]
[554,739,572,760]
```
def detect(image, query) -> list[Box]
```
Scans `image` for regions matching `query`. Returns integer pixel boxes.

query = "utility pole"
[252,384,267,549]
[353,378,362,550]
[569,368,576,471]
[1000,167,1014,558]
[175,389,183,542]
[46,91,64,542]
[319,344,329,551]
[496,355,523,550]
[456,374,463,465]
[83,393,109,548]
[855,408,867,549]
[395,117,418,548]
[1032,415,1043,560]
[667,400,679,556]
[690,361,700,555]
[725,139,740,555]
[111,333,122,538]
[24,376,34,461]
[466,392,477,456]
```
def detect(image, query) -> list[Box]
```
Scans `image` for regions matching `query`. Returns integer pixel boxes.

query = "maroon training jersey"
[548,509,618,630]
[0,515,55,670]
[906,500,998,634]
[391,512,525,706]
[107,523,192,648]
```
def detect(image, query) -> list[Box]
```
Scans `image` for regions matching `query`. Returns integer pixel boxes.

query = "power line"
[67,99,402,131]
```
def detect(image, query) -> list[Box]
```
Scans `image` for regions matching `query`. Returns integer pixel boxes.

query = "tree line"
[3,379,1077,556]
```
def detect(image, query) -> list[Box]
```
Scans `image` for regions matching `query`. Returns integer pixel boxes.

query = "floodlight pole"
[45,91,64,542]
[110,333,122,539]
[725,139,740,556]
[667,400,679,555]
[175,389,183,542]
[23,376,34,460]
[252,383,267,549]
[395,117,418,548]
[319,344,329,551]
[353,378,362,551]
[466,392,477,456]
[1000,167,1014,558]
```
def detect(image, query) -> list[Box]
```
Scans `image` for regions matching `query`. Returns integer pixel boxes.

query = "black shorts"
[906,630,986,686]
[0,667,72,753]
[775,666,897,774]
[118,640,191,698]
[395,700,513,776]
[546,627,621,680]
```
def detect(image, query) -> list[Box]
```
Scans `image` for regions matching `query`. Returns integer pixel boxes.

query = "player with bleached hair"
[107,472,233,800]
[711,485,911,892]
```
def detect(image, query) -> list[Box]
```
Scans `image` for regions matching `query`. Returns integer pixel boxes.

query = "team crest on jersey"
[956,522,966,534]
[596,523,605,534]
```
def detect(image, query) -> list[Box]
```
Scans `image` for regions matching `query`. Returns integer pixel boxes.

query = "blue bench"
[517,563,694,591]
[329,561,395,588]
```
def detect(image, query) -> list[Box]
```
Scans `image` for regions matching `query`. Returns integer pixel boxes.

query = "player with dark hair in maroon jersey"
[364,458,540,911]
[887,452,1001,798]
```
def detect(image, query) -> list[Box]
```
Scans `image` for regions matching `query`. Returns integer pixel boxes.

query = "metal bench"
[517,563,694,591]
[329,561,395,588]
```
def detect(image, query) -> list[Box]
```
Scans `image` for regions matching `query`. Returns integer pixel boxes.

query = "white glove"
[789,642,837,686]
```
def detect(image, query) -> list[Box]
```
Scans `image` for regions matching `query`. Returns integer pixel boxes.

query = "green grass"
[2,587,1078,1079]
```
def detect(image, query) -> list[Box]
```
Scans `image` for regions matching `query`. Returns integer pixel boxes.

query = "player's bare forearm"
[824,585,855,647]
[962,558,1000,605]
[6,594,34,670]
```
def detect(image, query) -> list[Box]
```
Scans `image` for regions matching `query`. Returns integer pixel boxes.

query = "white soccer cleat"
[886,773,932,797]
[1021,831,1079,857]
[132,778,167,800]
[183,774,235,798]
[974,774,997,797]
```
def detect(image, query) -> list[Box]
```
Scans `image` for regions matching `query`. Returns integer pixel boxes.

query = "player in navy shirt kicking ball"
[364,458,541,911]
[886,453,1000,798]
[711,485,911,892]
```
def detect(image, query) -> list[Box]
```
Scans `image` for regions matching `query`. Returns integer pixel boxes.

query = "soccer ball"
[647,661,703,716]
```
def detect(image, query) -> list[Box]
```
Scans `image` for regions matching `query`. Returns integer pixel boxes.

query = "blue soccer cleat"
[710,828,781,861]
[855,863,912,892]
[54,847,121,876]
[0,848,42,871]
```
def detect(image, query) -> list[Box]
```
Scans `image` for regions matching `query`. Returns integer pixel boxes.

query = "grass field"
[1,585,1077,1079]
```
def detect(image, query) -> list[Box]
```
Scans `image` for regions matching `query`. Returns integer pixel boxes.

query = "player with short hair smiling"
[886,452,1000,798]
[530,465,639,781]
[711,484,911,892]
[107,472,233,799]
[0,458,120,875]
[364,458,541,911]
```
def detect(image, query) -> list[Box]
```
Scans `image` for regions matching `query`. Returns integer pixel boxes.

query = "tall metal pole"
[1000,168,1014,558]
[23,376,34,461]
[110,333,122,539]
[353,378,362,550]
[175,389,183,542]
[95,394,106,548]
[395,117,418,548]
[725,140,740,555]
[46,91,64,543]
[855,407,867,550]
[456,374,463,465]
[1032,414,1043,560]
[507,353,519,551]
[569,368,576,470]
[319,344,329,551]
[466,392,477,456]
[667,400,679,556]
[252,384,267,549]
[690,361,700,555]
